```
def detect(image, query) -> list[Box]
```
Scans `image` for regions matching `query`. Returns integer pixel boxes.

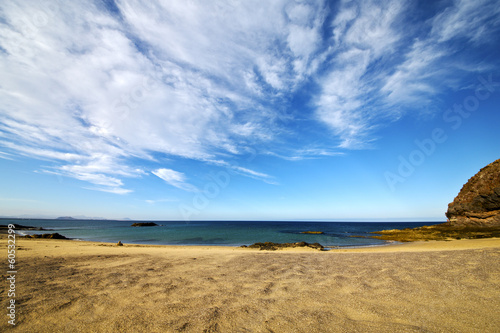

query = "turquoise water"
[3,219,444,248]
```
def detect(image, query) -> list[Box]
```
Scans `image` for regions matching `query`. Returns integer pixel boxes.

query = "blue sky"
[0,0,499,221]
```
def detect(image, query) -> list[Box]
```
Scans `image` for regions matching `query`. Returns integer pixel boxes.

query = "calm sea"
[3,219,444,248]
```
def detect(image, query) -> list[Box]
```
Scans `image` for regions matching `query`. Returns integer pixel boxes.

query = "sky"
[0,0,499,221]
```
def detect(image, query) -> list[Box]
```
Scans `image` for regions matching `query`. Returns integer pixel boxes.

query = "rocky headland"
[373,159,500,242]
[445,159,500,227]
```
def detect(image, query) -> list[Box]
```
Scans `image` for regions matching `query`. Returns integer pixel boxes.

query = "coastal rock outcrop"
[445,159,500,227]
[0,224,47,231]
[242,241,325,251]
[24,233,69,239]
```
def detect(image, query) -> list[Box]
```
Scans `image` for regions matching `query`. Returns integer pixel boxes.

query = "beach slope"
[1,236,499,332]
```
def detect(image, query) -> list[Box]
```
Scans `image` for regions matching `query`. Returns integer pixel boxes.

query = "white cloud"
[152,168,198,192]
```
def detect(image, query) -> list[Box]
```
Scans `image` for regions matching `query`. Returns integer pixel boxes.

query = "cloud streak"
[152,168,198,192]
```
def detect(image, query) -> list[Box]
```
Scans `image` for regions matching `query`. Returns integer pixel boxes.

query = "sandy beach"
[1,236,499,332]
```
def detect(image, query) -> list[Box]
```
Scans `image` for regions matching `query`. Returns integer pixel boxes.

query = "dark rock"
[370,225,500,242]
[24,233,69,239]
[0,224,47,231]
[245,241,324,251]
[308,242,324,250]
[445,159,500,227]
[117,241,123,246]
[131,222,158,227]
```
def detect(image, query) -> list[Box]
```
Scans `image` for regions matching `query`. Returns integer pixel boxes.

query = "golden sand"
[1,236,499,332]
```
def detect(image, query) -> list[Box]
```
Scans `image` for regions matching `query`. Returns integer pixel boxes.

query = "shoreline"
[3,232,500,252]
[6,229,398,250]
[1,220,447,249]
[58,234,500,251]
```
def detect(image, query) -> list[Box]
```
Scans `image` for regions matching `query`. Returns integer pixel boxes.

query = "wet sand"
[1,236,499,332]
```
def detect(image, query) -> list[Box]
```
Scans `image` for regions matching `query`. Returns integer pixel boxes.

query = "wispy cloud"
[315,0,406,148]
[315,0,500,148]
[266,148,344,161]
[152,168,198,192]
[203,158,277,184]
[83,186,133,195]
[382,0,500,106]
[430,0,500,44]
[0,0,498,193]
[231,166,278,185]
[0,151,15,160]
[0,197,41,203]
[145,198,178,205]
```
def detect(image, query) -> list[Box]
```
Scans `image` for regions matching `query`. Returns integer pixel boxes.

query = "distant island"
[55,216,109,220]
[131,222,159,227]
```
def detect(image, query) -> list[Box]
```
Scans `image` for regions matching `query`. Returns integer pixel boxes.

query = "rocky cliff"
[445,159,500,227]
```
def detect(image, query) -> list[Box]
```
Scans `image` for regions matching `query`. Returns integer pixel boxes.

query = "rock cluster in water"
[131,222,159,227]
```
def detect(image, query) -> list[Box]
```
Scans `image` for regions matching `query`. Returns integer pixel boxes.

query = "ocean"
[4,219,444,248]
